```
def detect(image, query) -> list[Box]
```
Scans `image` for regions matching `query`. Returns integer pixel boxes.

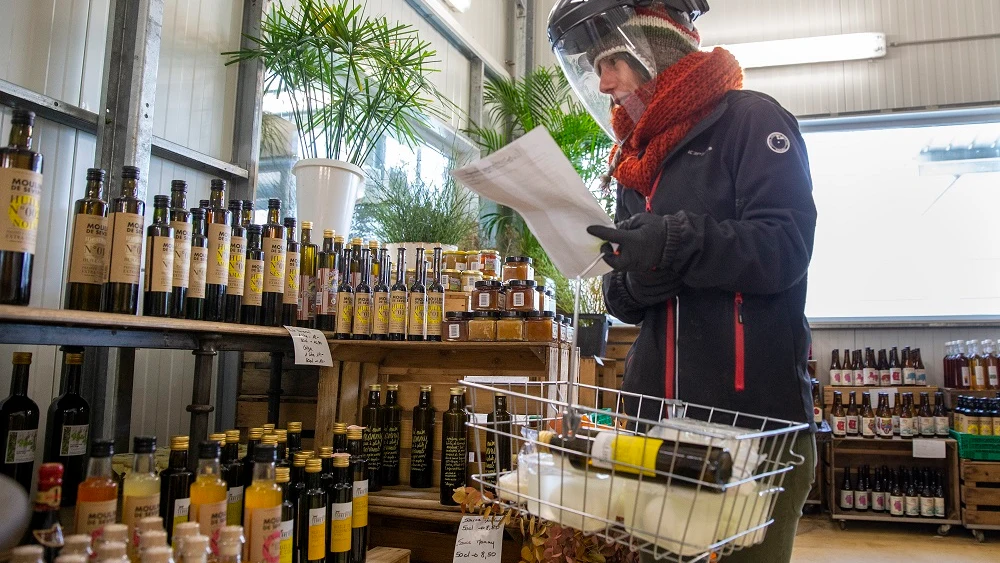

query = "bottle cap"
[268,199,281,209]
[172,522,200,544]
[420,385,432,392]
[305,458,322,473]
[283,217,296,229]
[56,555,88,563]
[122,166,140,180]
[275,467,290,483]
[352,237,363,244]
[198,441,221,460]
[11,109,35,125]
[332,453,350,468]
[12,352,32,364]
[169,436,189,451]
[275,429,288,443]
[137,516,163,532]
[65,352,84,365]
[228,199,242,210]
[300,450,315,458]
[190,207,205,218]
[335,235,345,243]
[332,422,347,434]
[302,222,313,230]
[292,452,309,467]
[318,446,334,456]
[323,229,335,238]
[263,423,276,432]
[95,542,127,560]
[218,526,245,557]
[369,384,382,392]
[153,194,169,206]
[11,546,44,563]
[450,387,465,396]
[386,384,399,391]
[242,200,253,210]
[100,524,129,543]
[138,547,173,563]
[249,427,264,439]
[287,422,302,433]
[260,434,278,447]
[225,429,241,443]
[87,168,107,182]
[254,443,277,463]
[209,433,227,444]
[139,529,167,550]
[247,224,262,235]
[211,179,226,190]
[346,426,364,440]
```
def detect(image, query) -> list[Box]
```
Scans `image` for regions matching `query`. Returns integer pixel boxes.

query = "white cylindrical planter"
[292,158,365,237]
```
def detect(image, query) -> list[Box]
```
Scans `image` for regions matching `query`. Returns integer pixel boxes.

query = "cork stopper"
[65,353,84,365]
[172,522,200,544]
[95,542,126,560]
[181,536,210,559]
[226,430,241,443]
[170,436,190,451]
[305,458,322,473]
[332,453,350,468]
[332,422,347,434]
[276,467,290,483]
[287,422,302,433]
[12,352,31,365]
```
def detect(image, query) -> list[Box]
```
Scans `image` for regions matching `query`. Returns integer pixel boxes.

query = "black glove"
[625,270,683,305]
[587,213,672,272]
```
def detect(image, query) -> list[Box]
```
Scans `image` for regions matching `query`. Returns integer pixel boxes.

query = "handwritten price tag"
[453,515,503,563]
[284,326,334,367]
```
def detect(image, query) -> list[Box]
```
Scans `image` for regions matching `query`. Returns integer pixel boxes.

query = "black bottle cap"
[133,436,156,454]
[254,444,278,463]
[90,440,114,458]
[283,217,296,229]
[198,441,221,460]
[211,179,226,190]
[190,208,206,218]
[268,198,281,209]
[228,199,242,210]
[122,166,140,180]
[505,256,533,264]
[243,200,254,210]
[247,224,262,234]
[86,168,106,182]
[171,180,187,191]
[11,109,35,125]
[153,195,169,207]
[199,200,210,208]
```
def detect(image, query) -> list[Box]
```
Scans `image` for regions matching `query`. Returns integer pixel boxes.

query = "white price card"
[284,326,333,367]
[453,515,503,563]
[912,439,946,459]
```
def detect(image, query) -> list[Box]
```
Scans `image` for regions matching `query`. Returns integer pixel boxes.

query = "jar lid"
[535,285,546,292]
[507,280,537,288]
[541,311,556,318]
[474,280,503,289]
[505,256,533,264]
[545,288,555,296]
[481,250,499,255]
[523,311,544,318]
[445,311,466,320]
[443,250,459,255]
[472,311,501,319]
[442,268,462,274]
[501,311,523,318]
[555,314,565,322]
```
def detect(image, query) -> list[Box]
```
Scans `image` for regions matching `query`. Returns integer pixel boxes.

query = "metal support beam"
[96,0,164,199]
[189,337,219,469]
[152,136,249,180]
[406,0,510,80]
[510,0,528,79]
[524,0,536,74]
[0,79,99,133]
[230,0,267,202]
[469,58,485,133]
[215,351,241,432]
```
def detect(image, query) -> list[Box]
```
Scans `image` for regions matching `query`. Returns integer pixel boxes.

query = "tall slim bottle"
[0,110,43,305]
[242,225,264,325]
[829,350,842,387]
[902,347,916,386]
[327,453,352,563]
[281,217,300,325]
[224,200,247,323]
[348,238,362,287]
[380,384,402,486]
[223,430,245,526]
[361,385,383,492]
[186,208,208,320]
[878,349,890,387]
[65,168,109,311]
[351,249,372,340]
[387,248,407,341]
[241,200,253,227]
[371,249,390,340]
[159,436,192,543]
[123,437,161,544]
[440,387,468,505]
[410,385,435,488]
[241,428,263,491]
[0,352,39,492]
[297,223,317,328]
[426,248,444,342]
[346,427,368,563]
[332,422,348,454]
[314,231,337,331]
[143,195,174,317]
[300,459,326,563]
[74,440,117,536]
[485,393,512,485]
[103,166,145,314]
[244,441,282,563]
[889,347,902,386]
[406,248,427,341]
[168,181,191,318]
[969,340,988,391]
[203,180,232,321]
[261,200,286,326]
[275,467,295,563]
[334,248,353,340]
[44,351,90,506]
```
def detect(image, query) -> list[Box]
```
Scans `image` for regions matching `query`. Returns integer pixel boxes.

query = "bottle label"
[427,293,443,337]
[144,235,174,292]
[935,416,949,436]
[329,501,352,553]
[968,420,979,436]
[877,417,893,437]
[853,369,863,385]
[59,424,89,456]
[191,499,227,543]
[855,491,868,510]
[188,245,208,298]
[227,235,246,296]
[994,418,1000,437]
[916,369,927,385]
[308,506,326,560]
[410,429,429,474]
[263,237,286,294]
[873,492,885,511]
[443,434,469,489]
[170,221,191,288]
[900,418,914,437]
[298,274,314,320]
[449,323,462,340]
[336,292,354,334]
[974,366,986,388]
[0,168,41,254]
[173,497,190,533]
[847,416,858,434]
[839,489,853,509]
[278,517,293,563]
[831,415,846,436]
[512,292,524,308]
[877,370,889,386]
[244,258,264,306]
[484,438,497,475]
[955,413,967,433]
[889,495,904,515]
[903,368,916,385]
[227,486,244,526]
[248,505,282,563]
[352,480,369,528]
[68,215,109,284]
[862,417,875,437]
[478,292,492,310]
[207,222,231,286]
[863,368,878,386]
[317,267,337,315]
[74,498,118,534]
[842,370,853,386]
[892,415,900,434]
[905,496,919,516]
[981,422,993,437]
[919,417,934,436]
[382,426,401,471]
[408,293,427,336]
[122,493,160,527]
[109,212,144,284]
[934,497,945,518]
[363,428,382,472]
[890,369,902,385]
[373,292,390,334]
[282,250,299,304]
[989,366,999,387]
[353,293,372,335]
[4,429,36,463]
[961,366,971,387]
[389,290,407,334]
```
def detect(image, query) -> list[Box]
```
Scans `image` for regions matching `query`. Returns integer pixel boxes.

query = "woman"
[548,1,818,561]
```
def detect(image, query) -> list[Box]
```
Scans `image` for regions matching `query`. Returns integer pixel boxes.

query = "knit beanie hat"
[588,5,701,77]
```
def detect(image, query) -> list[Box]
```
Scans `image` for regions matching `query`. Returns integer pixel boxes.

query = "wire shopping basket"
[461,378,809,562]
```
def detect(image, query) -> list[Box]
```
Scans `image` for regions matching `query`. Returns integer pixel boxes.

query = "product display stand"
[961,460,1000,542]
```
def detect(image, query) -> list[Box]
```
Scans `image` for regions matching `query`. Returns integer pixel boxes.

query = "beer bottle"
[186,208,208,320]
[887,469,903,516]
[485,393,512,486]
[103,166,145,314]
[933,471,946,518]
[919,468,935,518]
[167,181,191,318]
[426,247,444,342]
[912,347,927,386]
[888,347,902,386]
[839,465,853,510]
[854,466,868,511]
[871,467,885,512]
[841,349,853,386]
[328,452,352,563]
[280,217,300,325]
[969,340,988,391]
[407,248,428,341]
[852,350,863,388]
[314,231,337,331]
[224,201,247,323]
[981,340,999,389]
[901,347,915,385]
[346,426,368,563]
[878,349,890,386]
[65,168,110,311]
[846,392,859,436]
[299,459,326,563]
[918,392,934,437]
[361,385,383,492]
[953,396,968,433]
[861,392,875,438]
[351,248,372,340]
[203,180,232,322]
[261,200,286,326]
[0,110,43,305]
[830,391,846,437]
[441,387,468,505]
[811,379,823,426]
[904,468,919,517]
[876,392,893,439]
[863,348,878,386]
[371,248,390,340]
[892,392,902,436]
[297,222,316,328]
[334,248,354,340]
[241,225,264,325]
[143,195,174,317]
[933,391,949,437]
[388,248,408,341]
[829,350,842,387]
[900,393,915,439]
[410,385,435,488]
[380,384,402,486]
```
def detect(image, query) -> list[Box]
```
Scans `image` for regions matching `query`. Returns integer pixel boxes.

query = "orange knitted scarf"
[610,48,744,196]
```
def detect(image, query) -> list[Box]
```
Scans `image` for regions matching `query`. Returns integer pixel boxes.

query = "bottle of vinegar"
[0,351,39,492]
[0,110,43,305]
[223,430,245,526]
[224,200,247,323]
[327,453,352,563]
[244,441,282,563]
[143,195,175,317]
[43,350,90,506]
[426,247,444,342]
[441,387,468,505]
[334,248,353,340]
[168,181,191,318]
[300,459,327,563]
[351,248,372,340]
[275,467,295,563]
[485,393,512,485]
[314,231,337,331]
[361,385,383,492]
[371,248,390,340]
[102,166,145,315]
[407,248,427,342]
[204,180,232,322]
[297,222,316,329]
[65,168,109,311]
[380,384,402,486]
[409,385,435,488]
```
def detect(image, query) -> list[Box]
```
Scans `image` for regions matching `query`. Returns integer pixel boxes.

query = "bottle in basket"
[440,387,468,506]
[484,393,512,487]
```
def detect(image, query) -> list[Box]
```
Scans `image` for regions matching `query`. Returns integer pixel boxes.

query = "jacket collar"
[649,90,735,178]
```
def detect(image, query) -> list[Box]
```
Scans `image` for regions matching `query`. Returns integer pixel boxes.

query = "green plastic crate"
[950,430,1000,461]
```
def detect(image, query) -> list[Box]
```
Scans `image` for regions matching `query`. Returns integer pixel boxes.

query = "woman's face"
[598,56,648,105]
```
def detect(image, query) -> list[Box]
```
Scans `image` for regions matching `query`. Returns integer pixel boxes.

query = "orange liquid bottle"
[75,440,118,537]
[189,440,228,552]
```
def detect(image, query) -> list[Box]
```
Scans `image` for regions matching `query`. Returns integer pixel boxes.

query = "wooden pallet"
[961,460,1000,529]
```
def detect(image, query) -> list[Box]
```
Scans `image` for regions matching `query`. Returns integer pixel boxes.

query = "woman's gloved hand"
[587,213,673,272]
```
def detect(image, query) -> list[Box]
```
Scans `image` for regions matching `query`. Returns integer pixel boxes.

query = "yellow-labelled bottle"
[243,440,282,563]
[123,437,161,558]
[275,467,294,563]
[327,453,352,563]
[346,426,368,563]
[300,459,326,563]
[189,441,228,555]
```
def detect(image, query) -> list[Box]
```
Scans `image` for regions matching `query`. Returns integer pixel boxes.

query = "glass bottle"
[186,208,208,320]
[407,248,427,341]
[919,468,935,518]
[180,535,210,563]
[281,217,300,325]
[811,379,823,425]
[224,200,247,323]
[241,201,253,228]
[143,195,175,317]
[918,392,934,437]
[123,437,161,543]
[261,199,286,327]
[854,465,868,511]
[368,241,380,281]
[957,341,971,389]
[0,351,39,491]
[275,430,290,468]
[410,385,435,488]
[361,385,383,492]
[168,181,191,319]
[102,166,145,314]
[346,427,368,563]
[900,393,915,438]
[892,392,902,436]
[327,453,352,563]
[44,351,90,506]
[876,392,893,439]
[441,387,468,506]
[348,238,362,288]
[904,468,919,517]
[171,522,199,561]
[889,470,904,516]
[244,442,282,563]
[351,248,372,340]
[969,340,988,391]
[983,340,1000,389]
[829,391,846,437]
[63,534,95,558]
[829,350,842,387]
[159,436,192,542]
[75,439,117,535]
[912,347,927,386]
[388,247,408,341]
[860,392,875,439]
[334,248,354,340]
[888,347,902,386]
[289,453,307,535]
[371,248,390,340]
[380,384,402,486]
[863,348,878,386]
[852,350,863,388]
[0,110,43,305]
[933,471,946,518]
[839,464,853,510]
[202,179,232,321]
[241,225,264,325]
[275,467,294,563]
[24,462,63,559]
[285,422,302,460]
[300,459,327,563]
[241,428,262,491]
[485,393,512,486]
[841,348,853,386]
[933,392,949,437]
[878,349,890,386]
[332,422,348,454]
[902,347,916,386]
[317,448,335,521]
[189,441,227,552]
[297,222,316,328]
[426,247,444,342]
[221,430,244,526]
[871,467,884,512]
[217,526,244,563]
[845,391,859,436]
[314,230,337,331]
[65,168,110,311]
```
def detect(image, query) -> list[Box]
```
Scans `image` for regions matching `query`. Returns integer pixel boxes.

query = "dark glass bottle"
[143,195,175,317]
[388,247,407,341]
[317,448,335,503]
[0,352,39,492]
[224,200,247,323]
[361,385,383,492]
[241,427,263,491]
[327,453,352,563]
[262,199,286,326]
[23,462,63,559]
[223,430,244,526]
[159,435,193,542]
[904,467,919,516]
[0,110,43,306]
[485,393,512,486]
[352,248,372,340]
[300,459,327,563]
[276,466,296,563]
[287,421,303,457]
[933,391,949,437]
[334,248,354,340]
[348,238,362,287]
[185,208,208,320]
[203,179,232,321]
[380,384,402,486]
[410,385,435,488]
[102,166,145,314]
[200,199,210,209]
[290,454,307,546]
[168,181,191,318]
[839,464,853,510]
[241,200,253,228]
[43,351,90,506]
[441,387,468,505]
[346,427,368,563]
[407,248,427,341]
[878,349,890,386]
[332,422,348,454]
[889,347,902,386]
[426,247,444,341]
[297,222,317,328]
[281,217,300,325]
[315,230,337,331]
[242,225,264,325]
[846,391,859,436]
[65,168,109,311]
[371,248,390,340]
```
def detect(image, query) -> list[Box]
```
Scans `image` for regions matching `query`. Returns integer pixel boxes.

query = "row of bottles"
[838,465,947,518]
[942,341,1000,390]
[951,395,1000,436]
[828,390,949,438]
[828,347,926,387]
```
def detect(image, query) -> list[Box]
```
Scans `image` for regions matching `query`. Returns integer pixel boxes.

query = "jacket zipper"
[734,292,745,392]
[665,298,676,400]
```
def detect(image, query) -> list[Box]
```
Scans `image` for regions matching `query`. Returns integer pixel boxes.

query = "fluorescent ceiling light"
[441,0,471,12]
[708,32,887,69]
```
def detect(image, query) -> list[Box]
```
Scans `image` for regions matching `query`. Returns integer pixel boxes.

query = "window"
[803,118,1000,320]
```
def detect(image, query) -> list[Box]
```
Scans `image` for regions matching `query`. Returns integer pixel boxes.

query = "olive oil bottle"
[351,248,372,340]
[43,350,91,506]
[281,217,300,326]
[388,247,407,341]
[158,435,192,543]
[102,166,145,315]
[407,248,427,341]
[348,238,362,287]
[65,168,109,311]
[224,200,246,323]
[426,247,444,342]
[485,393,512,486]
[440,387,468,505]
[261,200,286,326]
[327,453,352,563]
[334,248,353,340]
[346,427,368,563]
[222,430,244,526]
[371,249,390,340]
[168,181,191,318]
[242,225,264,325]
[380,384,402,486]
[275,466,295,563]
[143,195,175,317]
[0,352,39,492]
[185,208,208,320]
[361,385,383,492]
[300,459,327,563]
[332,422,348,454]
[0,110,43,306]
[409,385,435,488]
[297,222,316,328]
[204,180,231,321]
[314,230,337,331]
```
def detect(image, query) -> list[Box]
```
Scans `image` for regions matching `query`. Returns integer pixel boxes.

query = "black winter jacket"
[603,90,817,427]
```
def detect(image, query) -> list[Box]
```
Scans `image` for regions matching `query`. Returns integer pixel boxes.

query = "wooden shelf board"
[831,511,961,526]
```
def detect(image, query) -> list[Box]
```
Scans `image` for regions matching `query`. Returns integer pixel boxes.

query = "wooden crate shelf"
[823,386,939,408]
[961,460,1000,531]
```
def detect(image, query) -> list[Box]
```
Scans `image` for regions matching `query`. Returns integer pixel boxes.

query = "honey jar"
[472,280,504,311]
[496,311,525,342]
[503,256,534,282]
[506,280,539,312]
[468,311,500,341]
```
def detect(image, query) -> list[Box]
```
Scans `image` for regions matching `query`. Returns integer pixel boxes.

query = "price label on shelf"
[912,438,946,459]
[453,515,503,562]
[284,326,333,367]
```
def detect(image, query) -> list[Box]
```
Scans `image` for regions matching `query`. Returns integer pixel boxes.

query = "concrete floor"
[791,514,1000,562]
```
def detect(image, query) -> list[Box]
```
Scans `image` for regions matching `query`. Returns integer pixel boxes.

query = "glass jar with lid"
[496,311,525,342]
[466,250,482,272]
[503,257,534,282]
[545,288,556,313]
[442,269,463,292]
[506,280,539,312]
[473,280,504,311]
[481,250,501,278]
[461,270,483,292]
[468,311,500,341]
[558,315,569,342]
[442,311,470,342]
[443,250,461,271]
[524,311,558,342]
